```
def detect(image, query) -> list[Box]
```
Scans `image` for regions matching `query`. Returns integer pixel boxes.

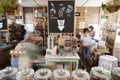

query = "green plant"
[0,0,18,15]
[101,3,107,10]
[101,0,120,13]
[115,0,120,6]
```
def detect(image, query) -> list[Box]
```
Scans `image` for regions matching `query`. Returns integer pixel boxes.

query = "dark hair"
[20,25,24,29]
[89,26,94,30]
[83,28,89,33]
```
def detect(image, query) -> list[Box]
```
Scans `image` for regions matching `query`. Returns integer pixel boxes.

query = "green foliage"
[106,2,112,7]
[101,0,120,13]
[115,0,120,6]
[101,3,107,10]
[0,0,18,15]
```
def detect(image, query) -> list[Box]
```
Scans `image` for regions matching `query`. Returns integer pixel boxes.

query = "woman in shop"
[80,28,95,68]
[89,26,95,38]
[14,32,43,69]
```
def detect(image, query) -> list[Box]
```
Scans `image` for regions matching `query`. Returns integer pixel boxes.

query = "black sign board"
[48,0,75,33]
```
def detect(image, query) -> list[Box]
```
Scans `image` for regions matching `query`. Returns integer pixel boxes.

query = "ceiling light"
[35,10,38,13]
[18,0,22,3]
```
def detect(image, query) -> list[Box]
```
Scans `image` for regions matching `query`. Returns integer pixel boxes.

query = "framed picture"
[48,0,75,33]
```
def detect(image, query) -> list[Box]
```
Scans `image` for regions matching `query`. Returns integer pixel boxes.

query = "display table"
[45,52,80,69]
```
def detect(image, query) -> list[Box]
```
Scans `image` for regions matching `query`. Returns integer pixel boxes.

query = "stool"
[98,55,118,71]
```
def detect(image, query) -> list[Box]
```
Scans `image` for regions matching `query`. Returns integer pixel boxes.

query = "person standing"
[13,32,43,69]
[80,28,95,68]
[89,26,95,38]
[20,25,26,40]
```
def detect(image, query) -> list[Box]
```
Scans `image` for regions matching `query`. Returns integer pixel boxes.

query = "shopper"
[89,26,95,38]
[80,28,95,68]
[14,32,43,69]
[20,25,26,40]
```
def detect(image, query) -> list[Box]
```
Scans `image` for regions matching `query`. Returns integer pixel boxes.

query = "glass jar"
[53,68,70,80]
[111,67,120,80]
[90,67,111,80]
[0,67,18,80]
[16,68,34,80]
[34,68,52,80]
[72,69,90,80]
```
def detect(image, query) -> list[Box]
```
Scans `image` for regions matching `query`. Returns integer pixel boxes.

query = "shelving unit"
[100,12,118,54]
[33,7,47,46]
[113,11,120,62]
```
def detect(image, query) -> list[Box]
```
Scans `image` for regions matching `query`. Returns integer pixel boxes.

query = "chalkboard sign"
[48,0,75,33]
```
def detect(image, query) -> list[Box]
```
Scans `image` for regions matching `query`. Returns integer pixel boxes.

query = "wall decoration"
[48,0,75,33]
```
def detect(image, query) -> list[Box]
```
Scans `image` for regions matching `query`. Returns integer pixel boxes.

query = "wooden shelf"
[33,7,47,46]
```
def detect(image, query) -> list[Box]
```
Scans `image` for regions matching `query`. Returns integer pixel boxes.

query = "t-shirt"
[89,30,95,37]
[81,35,95,46]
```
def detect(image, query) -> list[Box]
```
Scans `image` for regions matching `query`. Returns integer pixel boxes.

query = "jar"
[72,69,90,80]
[53,68,70,80]
[111,67,120,80]
[34,68,52,80]
[71,37,77,45]
[16,68,34,80]
[0,67,18,80]
[90,67,111,80]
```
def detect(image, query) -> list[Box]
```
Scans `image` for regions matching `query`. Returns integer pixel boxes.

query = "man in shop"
[12,32,43,69]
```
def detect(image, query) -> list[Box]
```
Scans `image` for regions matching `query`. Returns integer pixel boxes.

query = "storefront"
[0,0,120,79]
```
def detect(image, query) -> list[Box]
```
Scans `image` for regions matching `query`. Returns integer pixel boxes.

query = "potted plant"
[0,0,17,15]
[101,0,120,13]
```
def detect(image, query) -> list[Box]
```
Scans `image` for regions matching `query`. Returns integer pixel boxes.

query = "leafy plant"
[0,0,18,15]
[101,0,120,13]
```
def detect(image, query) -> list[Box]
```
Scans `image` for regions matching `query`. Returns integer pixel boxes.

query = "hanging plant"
[101,0,120,13]
[0,0,18,15]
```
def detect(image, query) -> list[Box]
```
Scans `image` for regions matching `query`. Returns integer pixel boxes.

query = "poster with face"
[48,0,75,33]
